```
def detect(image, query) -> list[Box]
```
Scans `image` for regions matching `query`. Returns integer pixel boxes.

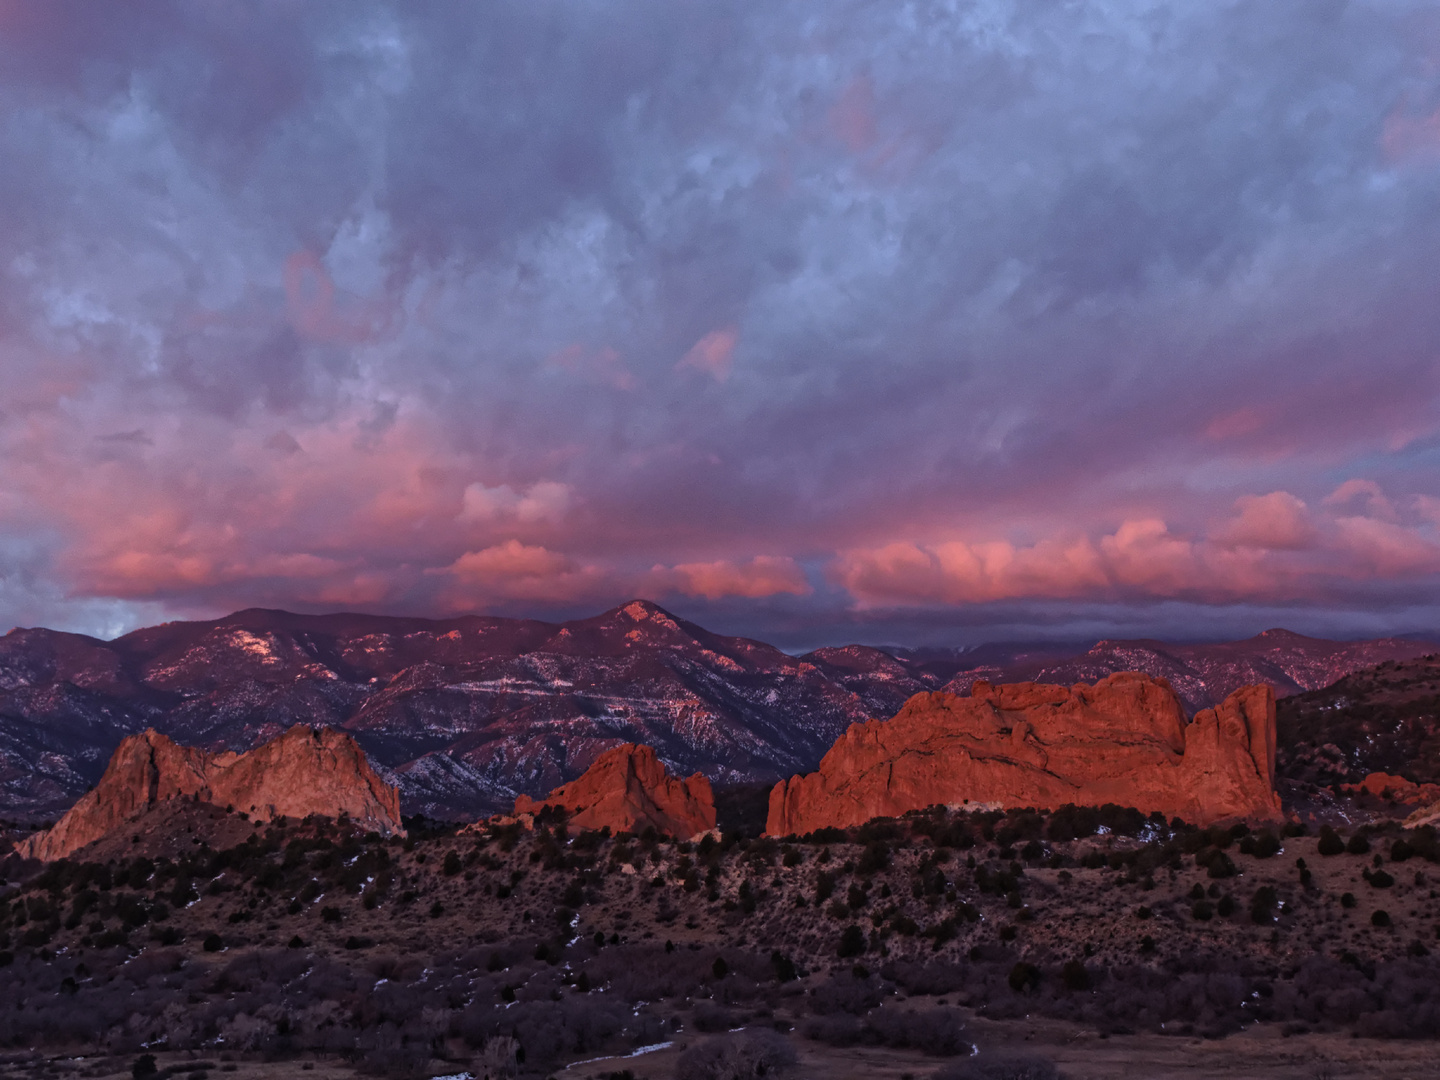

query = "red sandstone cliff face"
[513,743,715,839]
[765,672,1282,835]
[16,725,403,861]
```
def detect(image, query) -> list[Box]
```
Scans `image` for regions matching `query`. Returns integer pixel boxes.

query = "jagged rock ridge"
[0,602,1427,821]
[511,743,716,839]
[766,673,1282,835]
[16,725,403,861]
[945,629,1438,715]
[0,601,881,820]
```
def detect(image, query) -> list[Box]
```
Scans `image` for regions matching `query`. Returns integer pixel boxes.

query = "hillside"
[1276,653,1440,788]
[2,604,1432,823]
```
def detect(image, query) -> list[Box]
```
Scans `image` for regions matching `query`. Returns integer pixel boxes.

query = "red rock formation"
[513,743,716,839]
[1346,772,1440,804]
[765,672,1282,835]
[16,725,403,861]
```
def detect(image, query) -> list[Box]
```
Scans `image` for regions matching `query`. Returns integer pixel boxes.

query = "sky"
[4,0,1440,651]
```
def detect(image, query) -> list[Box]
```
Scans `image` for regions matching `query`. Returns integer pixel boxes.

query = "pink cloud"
[1330,516,1440,576]
[546,343,635,390]
[284,250,396,345]
[652,555,811,600]
[1381,102,1440,163]
[1213,492,1316,550]
[459,480,571,526]
[829,75,878,154]
[1203,406,1266,441]
[1322,478,1397,521]
[676,328,738,382]
[445,540,599,602]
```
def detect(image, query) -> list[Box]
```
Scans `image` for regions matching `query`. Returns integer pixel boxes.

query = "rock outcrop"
[512,743,715,839]
[1346,772,1440,805]
[766,672,1282,835]
[16,725,403,861]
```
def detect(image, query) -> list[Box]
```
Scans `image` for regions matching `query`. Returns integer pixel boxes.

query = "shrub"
[1372,910,1392,928]
[1347,833,1371,856]
[933,1052,1061,1080]
[1318,827,1346,857]
[857,841,891,875]
[815,871,835,904]
[131,1055,159,1078]
[837,925,866,958]
[770,951,798,982]
[1239,831,1280,859]
[693,1002,742,1033]
[1008,962,1040,993]
[808,1007,972,1055]
[202,933,223,953]
[675,1030,797,1080]
[809,973,885,1015]
[1061,960,1090,991]
[1250,886,1278,924]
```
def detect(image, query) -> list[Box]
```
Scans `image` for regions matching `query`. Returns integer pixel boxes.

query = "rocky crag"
[16,725,403,861]
[766,672,1281,835]
[512,743,715,839]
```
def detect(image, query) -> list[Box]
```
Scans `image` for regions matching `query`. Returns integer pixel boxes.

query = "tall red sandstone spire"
[17,725,404,861]
[513,743,716,839]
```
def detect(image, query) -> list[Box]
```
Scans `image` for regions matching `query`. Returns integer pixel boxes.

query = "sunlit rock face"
[766,673,1282,836]
[512,742,716,840]
[0,605,1419,823]
[0,601,898,821]
[15,725,403,861]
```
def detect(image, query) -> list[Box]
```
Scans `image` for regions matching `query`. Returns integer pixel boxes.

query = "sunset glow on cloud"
[3,2,1440,647]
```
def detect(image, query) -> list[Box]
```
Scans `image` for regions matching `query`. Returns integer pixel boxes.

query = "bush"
[1318,827,1346,857]
[837,925,866,958]
[693,1002,742,1032]
[1364,868,1394,889]
[868,1007,970,1055]
[675,1030,797,1080]
[202,933,223,953]
[805,1007,970,1056]
[1347,833,1371,856]
[1372,910,1392,928]
[131,1055,158,1079]
[1008,962,1040,993]
[933,1052,1061,1080]
[1061,960,1090,991]
[1240,831,1280,859]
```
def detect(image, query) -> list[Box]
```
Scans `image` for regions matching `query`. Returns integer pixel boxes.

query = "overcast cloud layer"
[4,0,1440,649]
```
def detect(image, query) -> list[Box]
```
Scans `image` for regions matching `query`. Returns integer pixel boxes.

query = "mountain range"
[1,599,1433,821]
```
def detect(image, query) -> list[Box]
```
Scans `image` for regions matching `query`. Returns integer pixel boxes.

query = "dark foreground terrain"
[1,802,1439,1080]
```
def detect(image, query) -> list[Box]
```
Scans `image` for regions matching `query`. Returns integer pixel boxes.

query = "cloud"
[546,343,635,391]
[1322,479,1397,521]
[2,3,1440,644]
[1213,492,1316,550]
[834,485,1440,609]
[445,540,598,603]
[459,480,571,526]
[651,555,811,600]
[676,328,738,382]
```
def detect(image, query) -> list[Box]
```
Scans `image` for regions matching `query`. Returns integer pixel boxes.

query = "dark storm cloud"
[2,0,1440,645]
